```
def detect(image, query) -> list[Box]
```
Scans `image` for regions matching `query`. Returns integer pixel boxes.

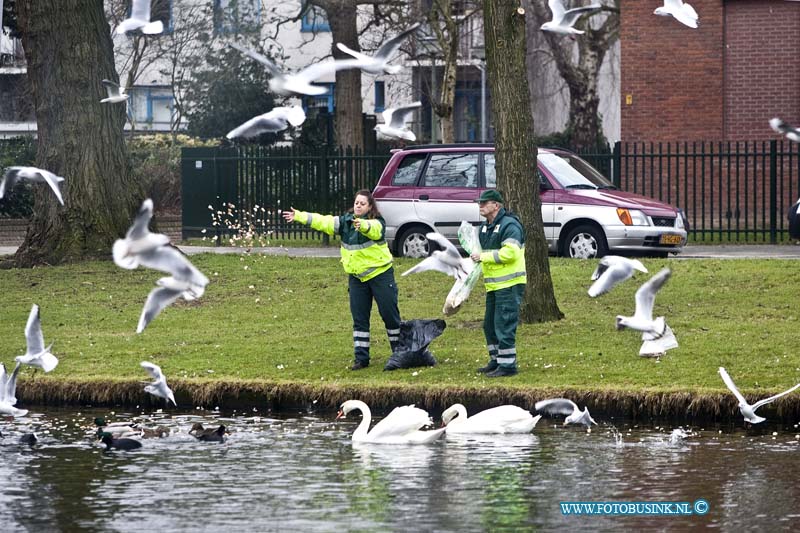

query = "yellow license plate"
[659,234,682,245]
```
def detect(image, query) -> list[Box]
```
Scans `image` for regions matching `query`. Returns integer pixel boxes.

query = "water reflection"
[1,408,799,531]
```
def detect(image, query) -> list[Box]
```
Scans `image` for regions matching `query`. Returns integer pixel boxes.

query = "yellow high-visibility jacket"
[294,210,393,281]
[478,208,526,291]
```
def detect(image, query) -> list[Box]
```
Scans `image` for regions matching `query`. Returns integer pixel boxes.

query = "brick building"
[621,0,800,142]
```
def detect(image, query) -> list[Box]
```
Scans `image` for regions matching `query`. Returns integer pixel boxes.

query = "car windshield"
[538,153,616,190]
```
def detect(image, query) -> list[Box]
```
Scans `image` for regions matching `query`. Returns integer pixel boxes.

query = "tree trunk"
[482,0,563,323]
[529,0,618,151]
[428,0,458,144]
[14,0,141,266]
[567,73,603,150]
[323,1,364,151]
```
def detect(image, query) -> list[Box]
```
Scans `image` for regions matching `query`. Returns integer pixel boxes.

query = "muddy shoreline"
[15,378,800,425]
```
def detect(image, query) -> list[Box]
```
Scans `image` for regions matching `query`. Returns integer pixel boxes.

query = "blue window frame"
[302,83,335,113]
[374,81,385,113]
[128,86,174,124]
[213,0,262,35]
[300,1,330,32]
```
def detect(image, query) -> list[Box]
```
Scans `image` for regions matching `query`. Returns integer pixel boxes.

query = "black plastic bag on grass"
[384,319,446,371]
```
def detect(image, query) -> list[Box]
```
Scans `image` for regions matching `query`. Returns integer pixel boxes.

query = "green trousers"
[349,268,401,364]
[483,284,525,369]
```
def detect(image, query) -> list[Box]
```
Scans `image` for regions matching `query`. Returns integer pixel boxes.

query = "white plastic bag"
[443,222,482,315]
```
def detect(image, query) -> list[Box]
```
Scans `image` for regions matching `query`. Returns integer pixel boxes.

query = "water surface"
[1,407,799,531]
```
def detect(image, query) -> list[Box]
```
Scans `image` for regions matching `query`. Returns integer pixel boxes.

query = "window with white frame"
[128,86,174,125]
[213,0,261,35]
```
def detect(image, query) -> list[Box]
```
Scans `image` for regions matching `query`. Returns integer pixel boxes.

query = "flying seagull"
[134,245,210,333]
[0,166,65,206]
[769,118,800,143]
[114,199,208,333]
[540,0,603,35]
[335,23,421,75]
[116,0,164,35]
[231,43,360,96]
[226,105,307,140]
[113,198,170,270]
[535,398,597,427]
[0,362,28,417]
[101,79,129,104]
[15,304,59,373]
[402,232,474,281]
[375,101,422,142]
[140,361,176,406]
[588,256,648,297]
[616,267,671,339]
[718,367,800,424]
[654,0,699,29]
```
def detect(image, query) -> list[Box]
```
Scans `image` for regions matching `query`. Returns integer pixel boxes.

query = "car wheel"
[562,225,607,259]
[398,226,431,258]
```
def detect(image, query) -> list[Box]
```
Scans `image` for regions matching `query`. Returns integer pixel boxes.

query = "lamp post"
[471,46,487,143]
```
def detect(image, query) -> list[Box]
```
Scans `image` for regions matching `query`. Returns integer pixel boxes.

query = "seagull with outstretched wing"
[116,0,164,35]
[770,118,800,143]
[540,0,603,35]
[113,198,171,269]
[402,232,474,281]
[654,0,699,29]
[615,267,671,339]
[226,106,306,140]
[1,166,65,205]
[15,304,59,373]
[375,101,422,142]
[719,367,800,424]
[588,256,648,297]
[101,79,129,104]
[0,362,27,417]
[231,43,361,96]
[535,398,597,427]
[140,361,176,406]
[335,23,422,75]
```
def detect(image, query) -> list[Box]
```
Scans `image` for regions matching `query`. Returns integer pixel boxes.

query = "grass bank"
[2,254,799,422]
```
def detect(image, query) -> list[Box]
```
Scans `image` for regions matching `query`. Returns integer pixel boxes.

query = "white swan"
[337,400,445,444]
[441,403,541,434]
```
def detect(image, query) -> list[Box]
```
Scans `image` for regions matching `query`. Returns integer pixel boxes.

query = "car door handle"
[418,195,429,201]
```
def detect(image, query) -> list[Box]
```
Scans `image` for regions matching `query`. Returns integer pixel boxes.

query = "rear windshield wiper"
[565,184,597,190]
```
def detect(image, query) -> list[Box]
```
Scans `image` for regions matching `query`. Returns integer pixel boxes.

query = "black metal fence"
[181,140,800,244]
[181,145,391,242]
[608,141,800,242]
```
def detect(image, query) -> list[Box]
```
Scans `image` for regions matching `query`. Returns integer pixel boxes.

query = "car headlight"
[675,212,685,229]
[616,208,649,226]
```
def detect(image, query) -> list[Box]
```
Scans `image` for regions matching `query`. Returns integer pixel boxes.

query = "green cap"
[475,189,504,203]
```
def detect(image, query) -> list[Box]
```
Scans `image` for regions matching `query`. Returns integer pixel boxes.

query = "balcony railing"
[0,33,26,69]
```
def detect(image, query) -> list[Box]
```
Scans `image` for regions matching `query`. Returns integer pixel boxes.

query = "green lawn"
[1,254,798,406]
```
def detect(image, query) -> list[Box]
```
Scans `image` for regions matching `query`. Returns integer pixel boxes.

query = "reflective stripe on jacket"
[294,210,393,281]
[478,208,526,291]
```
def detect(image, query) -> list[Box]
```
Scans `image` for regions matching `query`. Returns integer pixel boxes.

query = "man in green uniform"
[470,189,526,378]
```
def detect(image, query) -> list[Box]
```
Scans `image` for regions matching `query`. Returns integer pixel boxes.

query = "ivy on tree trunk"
[482,0,563,324]
[13,0,140,266]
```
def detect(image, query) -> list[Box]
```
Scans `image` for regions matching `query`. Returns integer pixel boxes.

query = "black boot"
[486,366,518,378]
[351,360,369,371]
[477,360,498,374]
